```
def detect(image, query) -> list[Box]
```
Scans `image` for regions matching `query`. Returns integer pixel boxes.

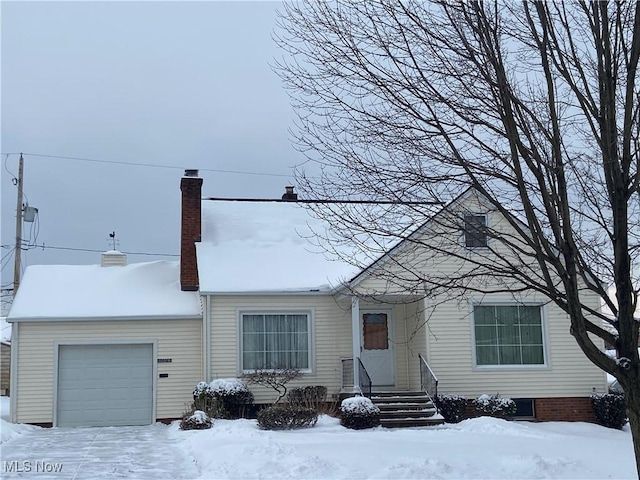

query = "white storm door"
[360,311,394,387]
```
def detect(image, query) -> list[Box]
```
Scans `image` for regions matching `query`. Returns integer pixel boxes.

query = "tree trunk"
[625,384,640,478]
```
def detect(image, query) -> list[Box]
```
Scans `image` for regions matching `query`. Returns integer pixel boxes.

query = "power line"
[204,197,443,205]
[0,152,293,178]
[1,243,179,257]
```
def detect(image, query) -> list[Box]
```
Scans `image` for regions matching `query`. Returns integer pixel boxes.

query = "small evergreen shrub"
[591,392,627,429]
[435,394,468,423]
[256,406,318,430]
[340,396,380,430]
[180,410,212,430]
[193,379,254,419]
[288,385,328,409]
[474,394,517,418]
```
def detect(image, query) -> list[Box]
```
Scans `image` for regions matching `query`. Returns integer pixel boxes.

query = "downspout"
[204,295,211,381]
[351,296,361,393]
[404,304,410,390]
[9,321,18,423]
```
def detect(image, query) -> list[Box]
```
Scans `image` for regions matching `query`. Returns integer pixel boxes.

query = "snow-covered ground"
[171,415,636,479]
[1,397,636,479]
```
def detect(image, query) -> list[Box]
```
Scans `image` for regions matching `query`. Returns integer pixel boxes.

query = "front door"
[360,310,394,387]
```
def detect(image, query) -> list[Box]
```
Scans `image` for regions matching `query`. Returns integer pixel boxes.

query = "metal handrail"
[418,353,438,411]
[357,357,372,398]
[340,357,372,398]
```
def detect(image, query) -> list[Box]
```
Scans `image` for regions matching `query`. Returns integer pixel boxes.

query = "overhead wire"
[3,243,179,257]
[0,152,293,178]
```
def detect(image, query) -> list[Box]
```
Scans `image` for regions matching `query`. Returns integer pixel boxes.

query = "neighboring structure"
[7,170,607,427]
[1,341,10,396]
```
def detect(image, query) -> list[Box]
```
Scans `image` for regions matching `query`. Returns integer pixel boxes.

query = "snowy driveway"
[1,423,199,479]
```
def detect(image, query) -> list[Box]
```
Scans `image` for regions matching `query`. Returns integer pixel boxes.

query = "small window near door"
[363,313,388,350]
[464,214,488,247]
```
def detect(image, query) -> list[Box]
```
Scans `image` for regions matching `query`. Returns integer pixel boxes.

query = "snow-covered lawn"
[171,415,636,479]
[1,396,636,479]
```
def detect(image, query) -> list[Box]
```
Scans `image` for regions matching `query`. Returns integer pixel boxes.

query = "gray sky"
[1,1,302,301]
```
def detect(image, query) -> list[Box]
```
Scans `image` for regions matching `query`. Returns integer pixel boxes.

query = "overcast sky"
[1,1,304,303]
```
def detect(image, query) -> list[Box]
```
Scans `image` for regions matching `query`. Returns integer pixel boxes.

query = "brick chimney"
[281,186,298,201]
[180,169,202,291]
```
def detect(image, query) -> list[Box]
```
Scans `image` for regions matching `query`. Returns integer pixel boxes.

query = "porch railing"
[340,357,372,398]
[357,357,372,398]
[341,357,354,389]
[418,353,438,412]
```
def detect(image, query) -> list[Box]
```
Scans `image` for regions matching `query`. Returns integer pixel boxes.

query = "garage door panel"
[57,344,153,427]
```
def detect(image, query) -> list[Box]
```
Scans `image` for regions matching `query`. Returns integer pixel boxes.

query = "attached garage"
[6,258,203,427]
[56,344,154,427]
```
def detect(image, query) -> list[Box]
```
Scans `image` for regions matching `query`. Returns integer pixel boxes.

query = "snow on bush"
[192,379,254,419]
[474,394,517,418]
[340,396,380,429]
[341,396,380,415]
[208,378,250,395]
[435,394,468,423]
[180,410,212,430]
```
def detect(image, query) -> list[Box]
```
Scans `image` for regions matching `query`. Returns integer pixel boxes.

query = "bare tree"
[274,0,640,472]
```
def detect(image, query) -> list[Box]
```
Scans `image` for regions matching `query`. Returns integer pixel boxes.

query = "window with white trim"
[241,313,310,370]
[464,214,488,247]
[474,305,545,366]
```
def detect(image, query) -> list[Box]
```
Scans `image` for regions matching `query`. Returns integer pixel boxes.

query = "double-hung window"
[241,312,310,371]
[464,214,488,247]
[474,305,545,366]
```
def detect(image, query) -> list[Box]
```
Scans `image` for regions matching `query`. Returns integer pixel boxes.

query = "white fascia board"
[7,315,203,323]
[199,289,334,296]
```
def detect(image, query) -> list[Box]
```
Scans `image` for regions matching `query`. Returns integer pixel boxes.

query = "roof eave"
[7,314,203,323]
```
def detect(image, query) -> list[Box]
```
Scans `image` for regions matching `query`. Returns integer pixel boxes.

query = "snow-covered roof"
[8,261,201,321]
[196,201,359,293]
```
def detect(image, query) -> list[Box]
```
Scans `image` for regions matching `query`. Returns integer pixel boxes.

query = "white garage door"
[57,344,153,427]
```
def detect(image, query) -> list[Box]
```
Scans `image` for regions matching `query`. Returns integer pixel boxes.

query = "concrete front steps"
[371,391,444,428]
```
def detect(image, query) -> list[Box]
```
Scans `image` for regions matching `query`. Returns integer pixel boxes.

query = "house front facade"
[7,170,606,426]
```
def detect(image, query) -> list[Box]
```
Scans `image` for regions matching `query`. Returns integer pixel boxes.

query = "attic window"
[464,214,488,247]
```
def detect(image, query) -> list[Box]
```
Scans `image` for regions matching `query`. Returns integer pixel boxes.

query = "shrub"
[474,394,517,418]
[192,379,254,419]
[340,396,380,430]
[435,394,468,423]
[288,385,328,409]
[180,410,212,430]
[256,406,318,430]
[591,392,627,429]
[241,368,302,405]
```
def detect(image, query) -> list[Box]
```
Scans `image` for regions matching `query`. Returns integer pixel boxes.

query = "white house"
[6,170,607,427]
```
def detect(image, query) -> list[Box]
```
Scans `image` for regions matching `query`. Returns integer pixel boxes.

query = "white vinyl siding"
[15,319,201,424]
[210,295,352,404]
[356,191,607,398]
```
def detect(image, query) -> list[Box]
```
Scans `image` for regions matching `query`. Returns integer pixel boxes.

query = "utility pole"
[13,154,24,297]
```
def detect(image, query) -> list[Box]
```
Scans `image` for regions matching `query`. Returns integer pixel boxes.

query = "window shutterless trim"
[236,308,315,374]
[470,301,550,371]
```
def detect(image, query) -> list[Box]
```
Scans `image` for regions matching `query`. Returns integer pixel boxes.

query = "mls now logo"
[3,460,63,473]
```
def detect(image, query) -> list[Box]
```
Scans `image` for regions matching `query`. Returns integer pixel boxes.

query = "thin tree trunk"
[623,378,640,478]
